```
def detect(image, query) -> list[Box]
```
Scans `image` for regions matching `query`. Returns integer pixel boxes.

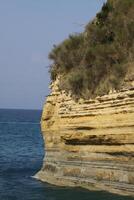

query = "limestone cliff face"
[36,78,134,196]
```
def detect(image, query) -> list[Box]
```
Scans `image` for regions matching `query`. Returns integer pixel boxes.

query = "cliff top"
[49,0,134,99]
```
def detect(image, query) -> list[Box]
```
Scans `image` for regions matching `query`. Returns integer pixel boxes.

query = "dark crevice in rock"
[74,126,95,130]
[64,140,128,146]
[63,137,134,145]
[107,152,134,157]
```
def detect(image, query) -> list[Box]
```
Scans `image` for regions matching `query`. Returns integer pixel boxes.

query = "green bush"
[48,0,134,99]
[96,1,113,26]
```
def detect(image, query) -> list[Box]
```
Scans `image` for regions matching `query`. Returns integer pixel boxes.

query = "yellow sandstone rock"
[35,78,134,196]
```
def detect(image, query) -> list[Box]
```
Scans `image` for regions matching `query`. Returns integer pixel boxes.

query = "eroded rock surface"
[36,79,134,196]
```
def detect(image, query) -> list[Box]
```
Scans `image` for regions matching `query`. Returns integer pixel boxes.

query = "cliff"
[35,77,134,196]
[35,1,134,194]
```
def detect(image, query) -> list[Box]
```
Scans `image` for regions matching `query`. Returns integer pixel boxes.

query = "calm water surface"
[0,109,133,200]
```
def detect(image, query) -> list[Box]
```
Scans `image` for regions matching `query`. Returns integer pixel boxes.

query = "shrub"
[48,0,134,99]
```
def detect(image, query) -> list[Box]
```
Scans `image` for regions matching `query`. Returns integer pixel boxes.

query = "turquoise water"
[0,109,133,200]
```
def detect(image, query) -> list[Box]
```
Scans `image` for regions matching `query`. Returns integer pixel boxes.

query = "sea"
[0,109,133,200]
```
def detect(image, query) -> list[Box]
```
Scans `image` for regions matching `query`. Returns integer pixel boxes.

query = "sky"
[0,0,106,110]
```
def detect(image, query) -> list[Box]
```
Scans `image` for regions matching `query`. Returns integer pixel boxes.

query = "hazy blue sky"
[0,0,106,109]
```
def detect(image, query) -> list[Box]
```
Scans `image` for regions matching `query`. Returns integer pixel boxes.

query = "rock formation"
[35,78,134,196]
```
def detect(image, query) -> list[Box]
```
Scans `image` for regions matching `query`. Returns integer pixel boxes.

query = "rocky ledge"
[35,79,134,196]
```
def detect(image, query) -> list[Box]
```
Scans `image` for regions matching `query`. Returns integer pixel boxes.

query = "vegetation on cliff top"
[49,0,134,99]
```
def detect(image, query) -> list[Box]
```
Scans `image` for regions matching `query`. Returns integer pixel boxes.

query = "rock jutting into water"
[35,77,134,196]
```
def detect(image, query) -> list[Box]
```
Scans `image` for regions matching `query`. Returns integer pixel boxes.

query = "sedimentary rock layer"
[36,80,134,196]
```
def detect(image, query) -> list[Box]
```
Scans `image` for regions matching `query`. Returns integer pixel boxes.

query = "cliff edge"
[35,77,134,196]
[35,0,134,196]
